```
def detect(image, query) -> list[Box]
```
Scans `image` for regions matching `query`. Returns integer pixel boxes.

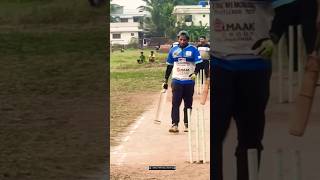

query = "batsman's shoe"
[169,124,179,133]
[184,123,188,132]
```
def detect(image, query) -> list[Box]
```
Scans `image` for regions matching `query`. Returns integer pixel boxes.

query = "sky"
[112,0,146,10]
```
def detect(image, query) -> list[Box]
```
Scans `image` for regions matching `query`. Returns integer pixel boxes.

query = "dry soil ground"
[110,72,320,180]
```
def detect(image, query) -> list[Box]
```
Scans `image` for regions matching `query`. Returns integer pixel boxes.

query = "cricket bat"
[289,32,320,136]
[200,78,210,105]
[289,55,320,136]
[154,88,167,123]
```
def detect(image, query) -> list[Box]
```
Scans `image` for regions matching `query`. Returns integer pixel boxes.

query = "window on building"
[184,15,192,22]
[131,33,135,36]
[120,18,128,22]
[113,34,121,39]
[133,16,140,22]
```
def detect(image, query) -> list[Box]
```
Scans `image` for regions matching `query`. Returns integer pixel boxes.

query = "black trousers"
[211,66,271,180]
[171,82,194,126]
[200,59,210,79]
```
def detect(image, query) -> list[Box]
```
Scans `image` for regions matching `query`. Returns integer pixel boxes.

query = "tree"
[138,0,175,37]
[176,21,209,42]
[139,0,194,37]
[172,0,200,5]
[139,0,206,38]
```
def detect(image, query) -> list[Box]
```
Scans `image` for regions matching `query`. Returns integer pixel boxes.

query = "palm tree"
[176,21,209,42]
[139,0,204,38]
[138,0,175,37]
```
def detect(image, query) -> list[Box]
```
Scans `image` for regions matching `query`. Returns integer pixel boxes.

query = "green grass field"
[0,0,105,26]
[110,49,168,145]
[0,1,107,180]
[0,1,171,178]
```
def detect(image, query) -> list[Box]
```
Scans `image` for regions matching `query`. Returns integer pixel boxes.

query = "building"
[172,1,210,27]
[110,9,148,45]
[110,22,142,45]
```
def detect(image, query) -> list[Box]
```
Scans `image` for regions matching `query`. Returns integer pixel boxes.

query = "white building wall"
[192,14,209,26]
[110,8,148,45]
[128,18,134,23]
[110,32,139,45]
[176,13,209,26]
[110,22,141,45]
[173,5,210,27]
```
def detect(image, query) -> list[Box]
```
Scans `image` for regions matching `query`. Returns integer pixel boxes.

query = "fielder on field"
[137,51,146,64]
[162,30,202,133]
[208,0,317,179]
[197,36,211,79]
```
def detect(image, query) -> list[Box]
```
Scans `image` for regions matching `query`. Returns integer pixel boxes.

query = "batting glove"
[189,73,197,81]
[162,79,168,89]
[252,38,274,59]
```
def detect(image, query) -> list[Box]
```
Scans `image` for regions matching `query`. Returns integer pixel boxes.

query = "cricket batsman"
[162,30,202,133]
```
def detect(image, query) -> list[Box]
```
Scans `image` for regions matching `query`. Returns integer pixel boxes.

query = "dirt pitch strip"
[110,73,320,180]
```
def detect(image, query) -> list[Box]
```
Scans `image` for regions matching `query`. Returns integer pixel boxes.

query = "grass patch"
[0,1,107,179]
[0,0,105,25]
[110,48,168,69]
[0,29,106,97]
[0,28,106,56]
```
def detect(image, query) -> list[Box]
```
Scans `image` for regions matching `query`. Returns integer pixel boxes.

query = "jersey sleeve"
[271,0,296,8]
[193,48,202,64]
[166,48,174,65]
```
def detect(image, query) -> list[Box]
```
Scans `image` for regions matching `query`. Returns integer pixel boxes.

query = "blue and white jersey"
[211,0,273,59]
[210,0,273,70]
[172,42,179,48]
[167,44,202,84]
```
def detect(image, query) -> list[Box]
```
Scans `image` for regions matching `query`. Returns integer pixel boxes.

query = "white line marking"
[133,118,143,129]
[133,124,139,129]
[117,153,127,165]
[123,136,130,142]
[111,113,146,165]
[113,145,123,152]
